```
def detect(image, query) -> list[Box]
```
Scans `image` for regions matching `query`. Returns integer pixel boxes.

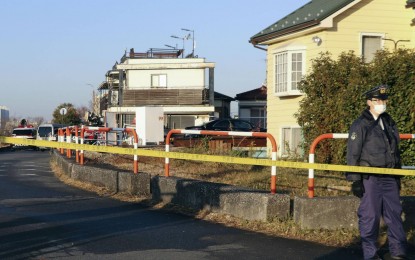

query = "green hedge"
[296,49,415,167]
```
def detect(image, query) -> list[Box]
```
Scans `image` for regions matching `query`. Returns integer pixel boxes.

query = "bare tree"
[27,116,45,128]
[77,106,89,123]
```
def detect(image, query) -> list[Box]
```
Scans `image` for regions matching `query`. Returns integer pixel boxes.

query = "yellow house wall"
[266,0,415,156]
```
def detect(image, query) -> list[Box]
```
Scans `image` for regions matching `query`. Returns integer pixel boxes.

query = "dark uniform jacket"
[346,109,401,181]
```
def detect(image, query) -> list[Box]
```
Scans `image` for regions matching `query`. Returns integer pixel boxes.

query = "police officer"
[346,85,408,260]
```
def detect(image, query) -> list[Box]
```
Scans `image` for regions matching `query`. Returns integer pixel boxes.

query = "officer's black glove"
[351,180,365,198]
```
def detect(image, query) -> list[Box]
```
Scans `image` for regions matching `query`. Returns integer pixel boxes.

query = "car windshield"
[38,127,52,137]
[212,120,230,128]
[233,120,253,129]
[12,129,36,136]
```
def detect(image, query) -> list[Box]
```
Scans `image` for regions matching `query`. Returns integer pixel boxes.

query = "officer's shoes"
[368,254,382,260]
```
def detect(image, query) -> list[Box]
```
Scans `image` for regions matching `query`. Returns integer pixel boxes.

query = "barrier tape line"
[2,136,415,176]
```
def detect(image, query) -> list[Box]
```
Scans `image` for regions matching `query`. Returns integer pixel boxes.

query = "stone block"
[293,196,359,230]
[151,175,290,221]
[118,171,150,196]
[71,164,118,192]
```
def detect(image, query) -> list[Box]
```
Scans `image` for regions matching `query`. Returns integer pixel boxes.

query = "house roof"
[235,85,267,101]
[214,92,235,101]
[249,0,355,45]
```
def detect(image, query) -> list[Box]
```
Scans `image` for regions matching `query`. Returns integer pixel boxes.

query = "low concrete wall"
[51,151,150,196]
[294,196,415,230]
[151,175,290,221]
[71,164,118,192]
[51,151,290,221]
[51,151,415,233]
[51,151,73,177]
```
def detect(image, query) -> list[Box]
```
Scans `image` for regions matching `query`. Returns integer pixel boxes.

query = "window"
[151,74,167,88]
[274,50,305,96]
[166,115,195,129]
[361,34,382,63]
[281,127,303,158]
[275,52,287,93]
[123,114,135,126]
[239,107,266,129]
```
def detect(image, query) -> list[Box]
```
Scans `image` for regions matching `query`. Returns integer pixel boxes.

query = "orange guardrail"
[57,126,140,174]
[164,129,278,194]
[308,133,415,198]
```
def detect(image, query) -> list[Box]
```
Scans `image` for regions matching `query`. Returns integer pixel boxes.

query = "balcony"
[120,88,210,107]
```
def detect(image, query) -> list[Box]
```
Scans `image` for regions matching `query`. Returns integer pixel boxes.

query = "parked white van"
[36,124,65,150]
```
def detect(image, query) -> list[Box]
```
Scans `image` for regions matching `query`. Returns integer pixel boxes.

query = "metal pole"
[182,28,195,57]
[171,35,185,58]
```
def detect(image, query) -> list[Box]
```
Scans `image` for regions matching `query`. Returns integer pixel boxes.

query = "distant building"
[0,106,9,130]
[214,92,235,119]
[235,85,267,129]
[99,48,215,129]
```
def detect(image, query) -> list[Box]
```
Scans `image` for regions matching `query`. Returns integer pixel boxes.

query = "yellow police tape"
[1,136,415,176]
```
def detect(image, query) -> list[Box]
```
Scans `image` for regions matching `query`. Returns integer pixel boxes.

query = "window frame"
[280,126,303,158]
[273,47,306,97]
[151,74,167,88]
[360,32,384,63]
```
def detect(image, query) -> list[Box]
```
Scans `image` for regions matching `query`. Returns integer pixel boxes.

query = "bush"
[296,49,415,166]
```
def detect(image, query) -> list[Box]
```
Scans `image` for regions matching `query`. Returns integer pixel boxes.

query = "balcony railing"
[116,88,210,107]
[120,48,183,63]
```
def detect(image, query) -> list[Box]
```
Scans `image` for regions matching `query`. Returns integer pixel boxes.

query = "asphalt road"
[0,149,364,260]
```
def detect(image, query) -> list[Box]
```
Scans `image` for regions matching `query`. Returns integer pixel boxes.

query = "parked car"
[185,119,266,134]
[11,127,37,150]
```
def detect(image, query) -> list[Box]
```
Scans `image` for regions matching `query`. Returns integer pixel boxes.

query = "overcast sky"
[0,0,309,121]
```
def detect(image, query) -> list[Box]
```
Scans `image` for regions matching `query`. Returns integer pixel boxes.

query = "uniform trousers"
[358,175,407,259]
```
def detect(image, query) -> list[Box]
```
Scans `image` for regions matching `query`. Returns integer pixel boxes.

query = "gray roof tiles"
[250,0,355,44]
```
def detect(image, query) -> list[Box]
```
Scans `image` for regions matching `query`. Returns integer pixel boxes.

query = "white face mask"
[374,104,386,114]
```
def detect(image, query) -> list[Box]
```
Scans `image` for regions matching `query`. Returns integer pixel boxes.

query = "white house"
[99,48,215,129]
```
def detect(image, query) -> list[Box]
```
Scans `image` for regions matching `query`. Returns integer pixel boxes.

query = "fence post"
[80,126,85,165]
[125,128,139,174]
[66,127,71,158]
[59,128,64,155]
[75,126,79,163]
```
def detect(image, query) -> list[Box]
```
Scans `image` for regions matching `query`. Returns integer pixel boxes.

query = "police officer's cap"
[363,84,389,100]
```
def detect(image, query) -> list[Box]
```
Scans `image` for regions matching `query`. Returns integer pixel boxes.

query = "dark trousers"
[358,176,407,259]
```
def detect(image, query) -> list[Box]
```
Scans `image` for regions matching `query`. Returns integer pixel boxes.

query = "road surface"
[0,149,365,259]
